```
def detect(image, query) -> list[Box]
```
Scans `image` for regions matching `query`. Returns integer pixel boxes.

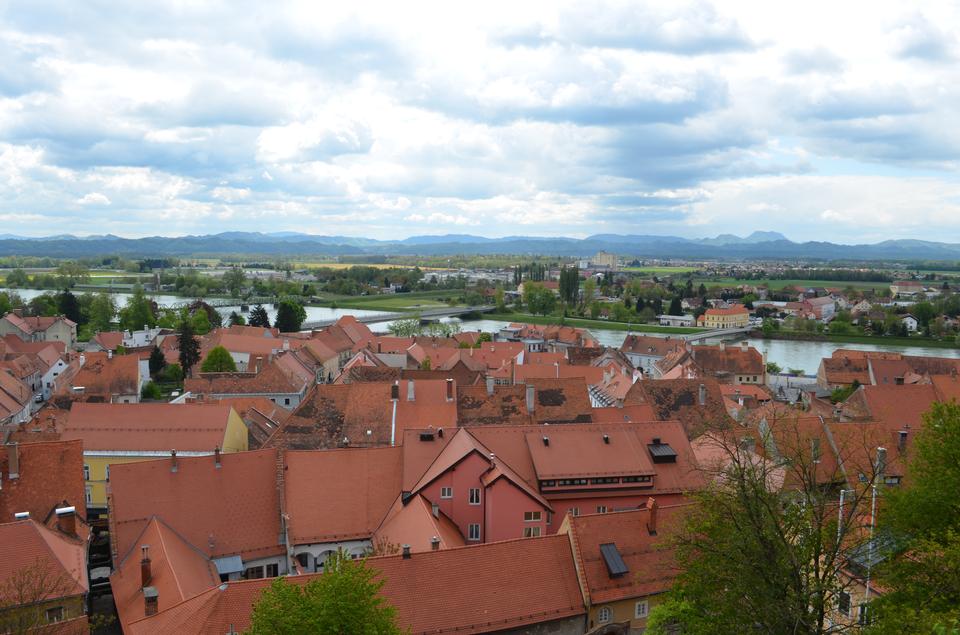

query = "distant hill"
[0,231,958,261]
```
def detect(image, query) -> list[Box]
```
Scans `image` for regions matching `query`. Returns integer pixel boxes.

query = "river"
[5,288,958,372]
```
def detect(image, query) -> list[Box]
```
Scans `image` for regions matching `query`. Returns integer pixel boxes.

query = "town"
[0,247,958,633]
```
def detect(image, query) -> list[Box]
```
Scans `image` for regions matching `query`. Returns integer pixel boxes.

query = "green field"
[315,290,463,312]
[486,311,705,334]
[691,277,892,292]
[623,266,700,275]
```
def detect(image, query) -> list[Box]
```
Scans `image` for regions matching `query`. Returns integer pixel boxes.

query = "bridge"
[677,326,756,342]
[301,305,497,330]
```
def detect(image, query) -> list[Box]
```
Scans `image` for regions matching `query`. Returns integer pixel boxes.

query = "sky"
[2,0,960,243]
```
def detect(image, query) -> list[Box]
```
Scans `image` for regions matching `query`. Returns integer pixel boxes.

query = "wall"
[484,477,549,543]
[548,493,687,521]
[588,594,661,633]
[420,451,488,542]
[45,321,76,347]
[292,539,371,573]
[497,615,585,635]
[222,410,250,452]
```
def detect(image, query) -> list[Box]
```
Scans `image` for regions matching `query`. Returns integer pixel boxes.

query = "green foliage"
[668,296,683,315]
[419,357,432,370]
[56,290,82,324]
[388,317,421,337]
[54,261,90,287]
[274,300,307,333]
[178,322,201,377]
[248,550,404,635]
[148,346,167,377]
[119,285,156,331]
[160,363,183,383]
[4,268,28,287]
[477,332,492,343]
[190,309,211,335]
[248,304,271,328]
[87,292,117,332]
[765,361,782,374]
[558,267,580,304]
[222,266,246,297]
[201,346,237,373]
[228,311,246,326]
[830,379,860,404]
[494,287,506,313]
[523,282,556,316]
[141,381,162,400]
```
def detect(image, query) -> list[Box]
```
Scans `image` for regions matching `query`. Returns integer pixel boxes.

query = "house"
[51,351,142,406]
[901,314,918,332]
[184,355,311,409]
[0,369,33,426]
[620,334,683,378]
[658,314,695,327]
[623,378,736,439]
[0,311,77,348]
[60,402,247,516]
[803,296,836,321]
[498,323,597,352]
[0,440,87,531]
[655,341,765,385]
[0,517,89,631]
[890,280,925,297]
[561,502,690,632]
[698,306,750,329]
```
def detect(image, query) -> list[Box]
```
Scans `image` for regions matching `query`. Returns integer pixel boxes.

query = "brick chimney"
[646,497,659,536]
[431,536,440,551]
[445,378,454,402]
[144,586,159,616]
[55,506,76,536]
[526,384,535,412]
[391,381,399,401]
[6,443,19,480]
[141,545,152,587]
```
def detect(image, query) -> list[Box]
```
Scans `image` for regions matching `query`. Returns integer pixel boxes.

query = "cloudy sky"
[2,1,960,242]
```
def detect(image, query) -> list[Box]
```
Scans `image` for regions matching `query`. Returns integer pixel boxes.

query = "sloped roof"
[0,440,86,526]
[55,351,140,400]
[526,427,656,479]
[185,359,306,396]
[527,378,594,424]
[0,520,88,603]
[456,384,532,426]
[374,494,465,553]
[620,335,682,357]
[688,345,764,376]
[93,331,124,351]
[624,378,735,438]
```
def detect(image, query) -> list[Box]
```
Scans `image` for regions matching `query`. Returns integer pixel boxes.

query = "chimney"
[107,349,113,360]
[79,353,86,367]
[407,379,415,402]
[6,444,18,480]
[719,341,725,352]
[698,383,706,407]
[555,361,560,378]
[55,506,76,536]
[402,545,411,559]
[833,406,842,421]
[170,449,178,473]
[602,434,610,444]
[542,435,549,447]
[486,376,495,396]
[377,341,382,353]
[214,446,221,469]
[646,497,659,535]
[144,586,159,616]
[282,339,290,351]
[14,511,29,520]
[741,341,748,352]
[526,384,535,412]
[141,545,152,587]
[255,356,263,373]
[445,378,454,402]
[431,502,439,518]
[391,381,399,401]
[898,430,908,452]
[510,358,516,385]
[431,536,440,551]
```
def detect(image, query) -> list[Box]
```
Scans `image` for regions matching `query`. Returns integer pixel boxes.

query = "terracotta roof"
[223,325,278,338]
[0,440,86,526]
[111,516,219,630]
[620,335,683,357]
[284,447,403,544]
[704,306,749,316]
[931,374,960,402]
[185,358,307,397]
[526,378,594,424]
[0,520,88,604]
[109,449,282,565]
[590,404,657,423]
[687,344,764,376]
[2,313,76,335]
[126,534,584,635]
[0,369,31,420]
[565,503,690,604]
[719,384,773,401]
[62,403,237,452]
[566,346,606,366]
[624,379,735,438]
[843,384,938,429]
[820,355,872,386]
[508,323,598,347]
[373,493,466,553]
[3,335,67,357]
[526,427,656,479]
[93,331,123,351]
[53,352,140,403]
[456,384,532,426]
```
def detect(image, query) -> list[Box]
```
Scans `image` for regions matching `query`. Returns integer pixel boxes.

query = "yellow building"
[701,306,750,329]
[62,402,248,514]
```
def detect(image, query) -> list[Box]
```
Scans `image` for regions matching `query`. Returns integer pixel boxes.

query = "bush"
[141,381,162,400]
[160,363,183,383]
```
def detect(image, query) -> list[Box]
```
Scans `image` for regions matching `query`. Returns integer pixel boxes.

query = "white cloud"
[76,192,111,205]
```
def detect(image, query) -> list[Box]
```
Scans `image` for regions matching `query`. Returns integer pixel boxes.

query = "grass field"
[487,311,705,334]
[765,331,960,349]
[691,277,892,291]
[292,262,448,271]
[315,290,463,312]
[622,266,700,275]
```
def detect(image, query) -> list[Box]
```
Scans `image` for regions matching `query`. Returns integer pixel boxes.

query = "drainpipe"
[390,382,399,447]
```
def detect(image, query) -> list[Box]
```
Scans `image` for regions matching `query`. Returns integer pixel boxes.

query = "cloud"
[894,16,955,61]
[76,192,111,205]
[782,48,845,75]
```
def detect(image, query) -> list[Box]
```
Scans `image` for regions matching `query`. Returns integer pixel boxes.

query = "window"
[523,526,541,538]
[244,566,265,579]
[265,563,279,578]
[284,398,290,406]
[837,591,851,616]
[85,486,92,505]
[597,606,612,623]
[468,523,480,541]
[45,607,64,623]
[635,600,649,619]
[83,464,90,480]
[597,505,608,514]
[858,604,870,626]
[105,465,110,482]
[440,487,453,499]
[523,511,542,522]
[469,488,481,505]
[570,507,580,517]
[546,511,552,525]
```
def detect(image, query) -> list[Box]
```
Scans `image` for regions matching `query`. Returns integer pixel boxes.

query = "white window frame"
[523,526,541,538]
[468,488,481,505]
[83,464,90,481]
[597,606,612,624]
[440,487,453,499]
[523,511,542,522]
[635,600,649,619]
[468,523,480,541]
[597,505,608,514]
[85,486,93,505]
[570,507,580,517]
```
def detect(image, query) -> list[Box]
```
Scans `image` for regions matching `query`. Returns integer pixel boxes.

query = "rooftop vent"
[648,439,677,464]
[599,542,629,578]
[419,431,435,442]
[542,436,549,447]
[602,434,610,444]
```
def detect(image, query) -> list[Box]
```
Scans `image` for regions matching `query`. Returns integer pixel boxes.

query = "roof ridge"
[365,531,571,563]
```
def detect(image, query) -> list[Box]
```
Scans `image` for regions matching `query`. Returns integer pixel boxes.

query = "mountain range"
[0,230,958,261]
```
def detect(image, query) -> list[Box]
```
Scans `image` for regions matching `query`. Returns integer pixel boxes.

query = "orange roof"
[185,358,308,397]
[527,378,594,424]
[846,384,939,429]
[526,426,656,479]
[0,440,86,525]
[109,449,282,564]
[62,403,236,452]
[719,384,773,401]
[704,306,748,316]
[54,351,140,400]
[127,534,584,635]
[2,313,76,334]
[374,494,466,553]
[456,384,532,426]
[284,447,403,544]
[565,503,690,604]
[620,334,683,357]
[93,331,124,351]
[590,404,657,423]
[932,374,960,402]
[0,520,88,602]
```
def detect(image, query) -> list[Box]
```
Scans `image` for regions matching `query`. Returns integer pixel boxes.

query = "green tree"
[54,261,89,287]
[249,305,271,328]
[494,287,506,313]
[119,285,156,330]
[582,278,596,305]
[190,309,211,335]
[88,293,117,332]
[140,381,162,400]
[148,345,167,377]
[274,300,306,332]
[4,268,28,287]
[870,402,960,633]
[523,283,556,316]
[178,321,201,377]
[222,266,247,297]
[668,297,683,315]
[56,290,82,324]
[160,363,183,383]
[201,346,237,372]
[248,550,403,635]
[765,361,782,374]
[228,311,246,326]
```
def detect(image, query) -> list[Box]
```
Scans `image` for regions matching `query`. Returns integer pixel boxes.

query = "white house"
[901,314,919,332]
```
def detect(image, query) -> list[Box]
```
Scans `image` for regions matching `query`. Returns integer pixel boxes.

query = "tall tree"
[178,321,201,377]
[248,304,271,328]
[222,266,246,297]
[668,296,683,316]
[248,550,403,635]
[56,290,82,324]
[119,285,156,330]
[148,345,167,378]
[228,311,246,326]
[87,292,116,332]
[200,345,237,373]
[274,300,306,333]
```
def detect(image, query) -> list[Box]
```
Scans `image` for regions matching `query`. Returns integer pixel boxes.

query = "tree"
[0,558,90,634]
[494,287,506,313]
[56,290,82,324]
[228,311,246,326]
[88,292,117,332]
[523,283,556,316]
[668,297,683,316]
[558,267,580,305]
[54,262,89,287]
[148,345,167,377]
[201,346,237,373]
[119,285,155,331]
[765,361,782,374]
[274,300,306,333]
[648,413,884,635]
[141,381,162,400]
[249,304,271,328]
[870,402,960,633]
[190,309,211,335]
[248,550,403,635]
[4,268,28,288]
[582,278,597,305]
[389,317,422,337]
[420,357,432,370]
[178,321,201,377]
[222,266,246,297]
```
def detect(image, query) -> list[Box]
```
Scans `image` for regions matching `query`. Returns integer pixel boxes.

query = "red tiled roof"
[185,358,307,397]
[620,334,683,357]
[0,520,88,603]
[526,426,656,479]
[373,493,465,553]
[624,378,735,438]
[0,440,86,526]
[456,384,532,426]
[93,331,123,351]
[704,306,748,316]
[53,352,140,402]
